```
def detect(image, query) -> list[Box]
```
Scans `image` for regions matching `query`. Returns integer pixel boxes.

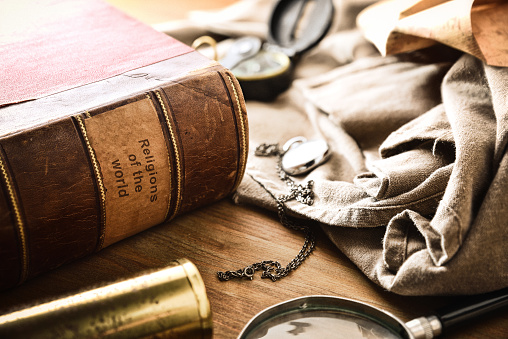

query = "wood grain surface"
[0,199,507,338]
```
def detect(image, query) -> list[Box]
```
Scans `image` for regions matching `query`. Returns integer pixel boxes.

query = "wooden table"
[1,1,506,338]
[0,199,506,338]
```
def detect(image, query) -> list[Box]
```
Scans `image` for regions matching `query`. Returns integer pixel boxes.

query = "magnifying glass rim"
[237,295,415,339]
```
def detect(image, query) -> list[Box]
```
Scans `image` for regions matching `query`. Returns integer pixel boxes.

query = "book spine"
[0,68,248,290]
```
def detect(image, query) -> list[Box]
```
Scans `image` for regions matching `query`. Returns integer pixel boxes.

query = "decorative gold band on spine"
[75,115,107,250]
[155,90,183,221]
[0,148,28,284]
[227,74,248,191]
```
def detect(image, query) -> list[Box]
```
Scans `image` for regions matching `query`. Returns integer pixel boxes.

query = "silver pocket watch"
[280,137,331,176]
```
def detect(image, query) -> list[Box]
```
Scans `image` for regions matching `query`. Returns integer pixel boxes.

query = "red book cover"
[0,0,193,106]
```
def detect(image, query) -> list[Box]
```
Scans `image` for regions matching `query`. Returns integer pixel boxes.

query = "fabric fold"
[163,0,508,295]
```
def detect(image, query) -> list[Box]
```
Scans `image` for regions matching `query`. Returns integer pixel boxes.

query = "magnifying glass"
[238,289,508,339]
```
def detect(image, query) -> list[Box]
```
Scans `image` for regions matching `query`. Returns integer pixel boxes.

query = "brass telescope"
[0,258,212,338]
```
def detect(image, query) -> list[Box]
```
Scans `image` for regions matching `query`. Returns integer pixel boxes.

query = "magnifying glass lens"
[239,297,410,339]
[244,309,402,339]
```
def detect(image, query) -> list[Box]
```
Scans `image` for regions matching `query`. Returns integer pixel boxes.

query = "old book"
[0,0,248,290]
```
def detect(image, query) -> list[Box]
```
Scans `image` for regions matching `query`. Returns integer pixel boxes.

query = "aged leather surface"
[0,146,20,290]
[0,58,248,290]
[0,118,100,283]
[158,70,248,216]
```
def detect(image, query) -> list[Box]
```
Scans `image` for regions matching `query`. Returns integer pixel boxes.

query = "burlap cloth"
[161,0,508,296]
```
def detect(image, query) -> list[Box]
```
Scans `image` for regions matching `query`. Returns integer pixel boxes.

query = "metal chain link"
[217,143,316,282]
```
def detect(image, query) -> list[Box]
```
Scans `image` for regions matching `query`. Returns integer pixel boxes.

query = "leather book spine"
[0,67,248,290]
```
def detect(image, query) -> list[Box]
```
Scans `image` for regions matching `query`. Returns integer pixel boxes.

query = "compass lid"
[267,0,334,57]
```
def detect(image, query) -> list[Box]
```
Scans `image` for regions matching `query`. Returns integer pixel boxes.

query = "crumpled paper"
[357,0,508,67]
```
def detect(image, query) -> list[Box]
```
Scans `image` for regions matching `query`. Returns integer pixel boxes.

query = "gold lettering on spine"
[75,115,107,250]
[0,150,28,283]
[155,90,183,220]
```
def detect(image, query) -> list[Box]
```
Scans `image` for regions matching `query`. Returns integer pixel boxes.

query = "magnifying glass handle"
[436,287,508,329]
[406,287,508,339]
